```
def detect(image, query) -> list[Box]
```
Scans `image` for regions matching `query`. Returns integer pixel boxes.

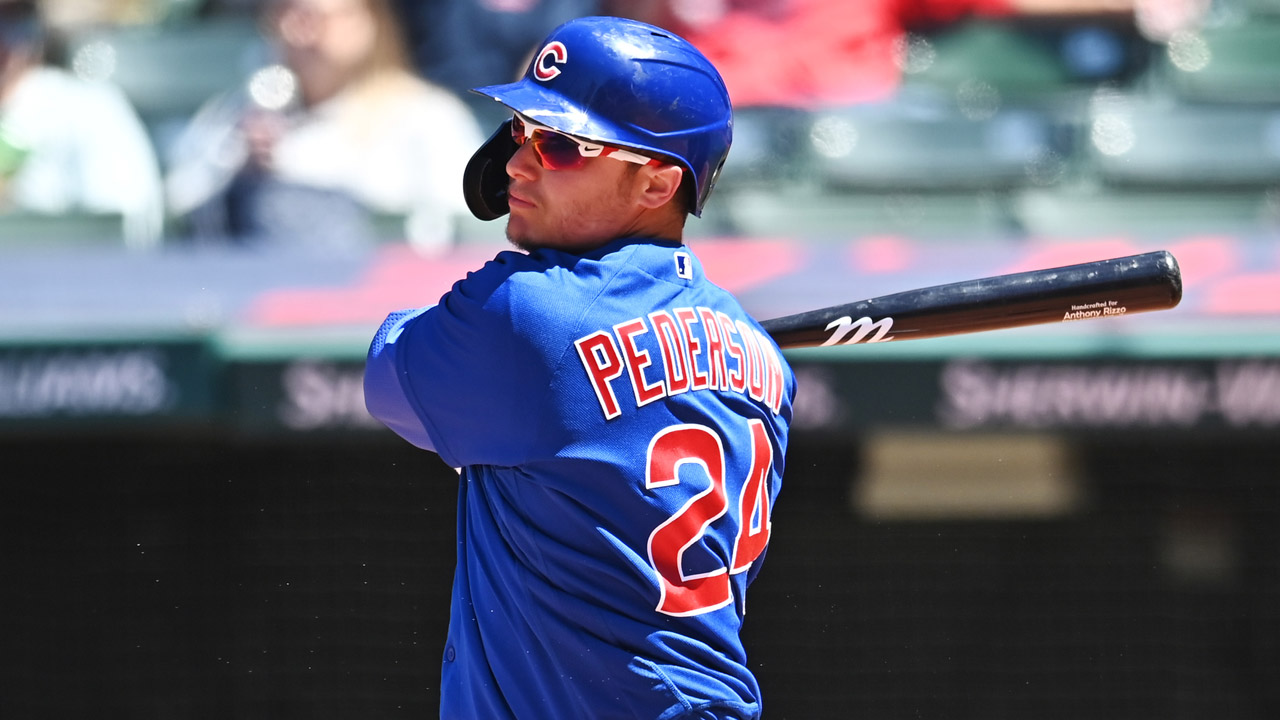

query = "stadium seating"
[0,212,126,247]
[1083,94,1280,188]
[1012,185,1279,237]
[715,186,1020,240]
[1159,20,1280,104]
[64,16,264,120]
[1233,0,1280,16]
[906,21,1073,102]
[805,102,1062,192]
[61,16,266,156]
[713,105,816,192]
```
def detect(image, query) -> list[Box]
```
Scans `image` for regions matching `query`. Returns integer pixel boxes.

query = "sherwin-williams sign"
[0,341,214,425]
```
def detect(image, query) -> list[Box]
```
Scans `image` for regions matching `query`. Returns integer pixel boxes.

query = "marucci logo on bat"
[822,316,895,346]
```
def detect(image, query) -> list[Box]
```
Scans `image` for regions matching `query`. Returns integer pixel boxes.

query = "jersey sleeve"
[363,251,574,468]
[364,306,438,452]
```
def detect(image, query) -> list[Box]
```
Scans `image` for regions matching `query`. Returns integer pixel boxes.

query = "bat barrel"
[761,250,1183,349]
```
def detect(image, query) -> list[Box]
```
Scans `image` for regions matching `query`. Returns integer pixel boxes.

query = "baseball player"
[363,16,795,719]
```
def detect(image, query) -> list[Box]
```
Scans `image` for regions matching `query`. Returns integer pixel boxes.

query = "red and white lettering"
[647,425,731,616]
[697,307,727,391]
[757,330,785,413]
[575,330,624,419]
[675,307,709,391]
[731,420,773,573]
[646,420,779,617]
[534,41,568,81]
[649,310,690,396]
[579,313,785,421]
[615,318,665,407]
[718,312,746,393]
[737,319,765,402]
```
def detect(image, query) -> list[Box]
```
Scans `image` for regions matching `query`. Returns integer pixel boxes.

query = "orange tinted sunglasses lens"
[511,115,590,170]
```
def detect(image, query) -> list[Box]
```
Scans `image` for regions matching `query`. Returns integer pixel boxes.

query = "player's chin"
[504,218,542,252]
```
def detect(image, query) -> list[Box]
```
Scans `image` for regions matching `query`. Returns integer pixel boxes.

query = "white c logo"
[534,41,568,81]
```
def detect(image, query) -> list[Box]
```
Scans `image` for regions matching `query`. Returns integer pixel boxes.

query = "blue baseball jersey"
[364,236,794,719]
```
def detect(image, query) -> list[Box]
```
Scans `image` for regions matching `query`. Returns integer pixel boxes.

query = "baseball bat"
[759,250,1182,349]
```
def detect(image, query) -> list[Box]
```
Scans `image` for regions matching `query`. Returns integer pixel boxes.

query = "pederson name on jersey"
[574,305,787,420]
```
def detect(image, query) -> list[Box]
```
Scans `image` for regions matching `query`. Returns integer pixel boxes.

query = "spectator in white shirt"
[0,0,164,248]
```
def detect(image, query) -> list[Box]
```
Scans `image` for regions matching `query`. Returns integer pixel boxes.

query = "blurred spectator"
[610,0,1140,109]
[0,0,164,246]
[393,0,599,116]
[165,0,482,252]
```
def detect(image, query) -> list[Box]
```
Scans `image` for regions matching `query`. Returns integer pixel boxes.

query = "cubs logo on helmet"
[534,41,568,81]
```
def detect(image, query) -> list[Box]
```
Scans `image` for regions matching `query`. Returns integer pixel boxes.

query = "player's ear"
[634,164,685,210]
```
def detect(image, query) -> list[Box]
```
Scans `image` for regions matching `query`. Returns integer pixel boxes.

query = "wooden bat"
[759,251,1183,349]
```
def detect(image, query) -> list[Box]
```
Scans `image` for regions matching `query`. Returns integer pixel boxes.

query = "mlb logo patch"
[674,252,693,280]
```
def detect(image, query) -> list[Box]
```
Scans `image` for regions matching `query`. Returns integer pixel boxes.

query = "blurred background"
[2,0,1279,717]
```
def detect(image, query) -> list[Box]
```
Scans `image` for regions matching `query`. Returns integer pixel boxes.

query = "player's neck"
[617,206,685,245]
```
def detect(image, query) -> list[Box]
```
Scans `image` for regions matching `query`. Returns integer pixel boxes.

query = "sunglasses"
[511,114,659,171]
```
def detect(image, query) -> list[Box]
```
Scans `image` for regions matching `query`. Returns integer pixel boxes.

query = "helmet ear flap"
[462,119,517,221]
[695,156,728,218]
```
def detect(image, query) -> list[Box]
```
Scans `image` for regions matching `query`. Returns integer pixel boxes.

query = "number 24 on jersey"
[646,419,774,617]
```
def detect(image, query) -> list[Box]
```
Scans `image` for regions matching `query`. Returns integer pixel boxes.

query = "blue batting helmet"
[470,16,733,217]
